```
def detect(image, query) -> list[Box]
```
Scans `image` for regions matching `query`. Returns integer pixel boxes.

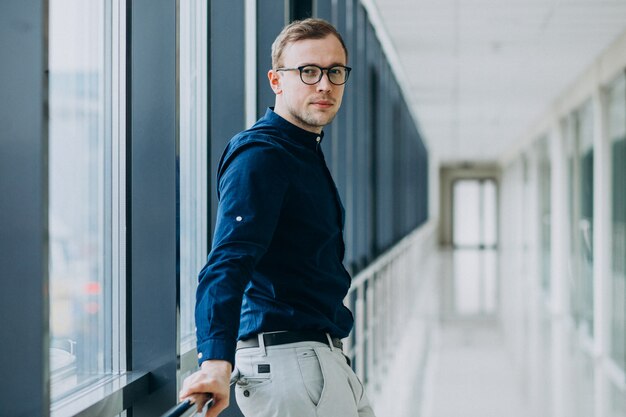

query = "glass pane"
[49,0,113,399]
[179,0,209,349]
[482,180,497,247]
[453,179,497,248]
[453,180,480,247]
[566,102,594,337]
[608,73,626,371]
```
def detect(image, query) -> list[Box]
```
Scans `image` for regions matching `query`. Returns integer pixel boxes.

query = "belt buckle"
[260,330,287,348]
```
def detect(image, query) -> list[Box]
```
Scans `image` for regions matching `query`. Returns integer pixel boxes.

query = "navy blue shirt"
[195,108,354,366]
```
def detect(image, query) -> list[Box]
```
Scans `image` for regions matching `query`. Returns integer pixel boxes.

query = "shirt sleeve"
[195,141,290,367]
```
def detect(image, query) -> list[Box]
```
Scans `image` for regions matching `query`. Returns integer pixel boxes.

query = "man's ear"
[268,69,282,94]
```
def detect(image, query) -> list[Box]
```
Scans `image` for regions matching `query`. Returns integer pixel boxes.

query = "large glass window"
[179,0,209,350]
[49,0,125,400]
[565,101,594,337]
[608,73,625,371]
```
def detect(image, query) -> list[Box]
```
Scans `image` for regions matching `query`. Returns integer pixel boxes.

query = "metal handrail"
[343,220,437,392]
[161,370,240,417]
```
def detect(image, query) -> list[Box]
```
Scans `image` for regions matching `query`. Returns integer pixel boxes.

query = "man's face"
[269,34,347,134]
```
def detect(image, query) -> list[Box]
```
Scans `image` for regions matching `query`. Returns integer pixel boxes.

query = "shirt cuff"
[196,338,236,368]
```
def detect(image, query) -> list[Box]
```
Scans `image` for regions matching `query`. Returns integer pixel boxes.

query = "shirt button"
[197,352,203,359]
[316,136,321,143]
[236,216,243,222]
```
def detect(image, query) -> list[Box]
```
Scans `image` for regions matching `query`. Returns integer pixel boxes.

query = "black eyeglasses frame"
[275,64,352,86]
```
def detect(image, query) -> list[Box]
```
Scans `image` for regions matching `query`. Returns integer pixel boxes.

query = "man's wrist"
[200,359,233,375]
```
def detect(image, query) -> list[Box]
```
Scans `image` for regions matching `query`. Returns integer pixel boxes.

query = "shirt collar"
[263,107,324,151]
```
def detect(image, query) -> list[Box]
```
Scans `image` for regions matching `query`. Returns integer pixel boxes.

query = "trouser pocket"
[234,350,273,412]
[296,347,325,407]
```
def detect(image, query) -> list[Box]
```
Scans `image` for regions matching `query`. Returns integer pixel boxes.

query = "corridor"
[2,1,625,416]
[375,246,625,417]
[374,247,532,417]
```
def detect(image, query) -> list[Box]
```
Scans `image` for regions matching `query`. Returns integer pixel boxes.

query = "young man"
[179,18,376,417]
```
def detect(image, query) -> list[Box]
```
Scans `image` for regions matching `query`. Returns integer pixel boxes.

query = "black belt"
[237,330,343,350]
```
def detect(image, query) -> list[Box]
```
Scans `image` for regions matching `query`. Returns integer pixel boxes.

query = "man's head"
[268,18,350,134]
[271,18,348,69]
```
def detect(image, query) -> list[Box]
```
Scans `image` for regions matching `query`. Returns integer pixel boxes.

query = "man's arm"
[194,141,291,365]
[180,142,291,415]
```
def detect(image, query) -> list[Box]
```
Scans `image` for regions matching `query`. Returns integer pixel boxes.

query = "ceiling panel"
[370,0,626,163]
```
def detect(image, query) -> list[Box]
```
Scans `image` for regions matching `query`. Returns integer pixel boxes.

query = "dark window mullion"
[0,2,49,416]
[127,0,178,415]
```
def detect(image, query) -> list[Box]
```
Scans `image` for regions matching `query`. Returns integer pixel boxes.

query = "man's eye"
[302,67,319,75]
[329,68,343,75]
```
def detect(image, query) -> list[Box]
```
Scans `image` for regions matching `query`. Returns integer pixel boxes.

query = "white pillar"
[592,84,611,417]
[550,120,569,319]
[549,119,569,417]
[525,146,542,414]
[245,0,257,128]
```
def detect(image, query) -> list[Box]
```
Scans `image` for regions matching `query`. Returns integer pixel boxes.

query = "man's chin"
[309,111,337,127]
[292,110,338,131]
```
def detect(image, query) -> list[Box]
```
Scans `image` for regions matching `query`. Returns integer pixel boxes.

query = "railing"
[343,220,438,396]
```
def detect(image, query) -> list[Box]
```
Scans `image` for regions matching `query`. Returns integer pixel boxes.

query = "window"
[608,73,625,371]
[179,0,209,350]
[577,102,595,336]
[565,101,594,337]
[48,0,125,400]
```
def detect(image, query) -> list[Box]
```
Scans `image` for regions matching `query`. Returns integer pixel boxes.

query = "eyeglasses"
[275,65,352,86]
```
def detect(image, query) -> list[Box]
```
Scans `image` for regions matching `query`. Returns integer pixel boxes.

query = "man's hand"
[179,360,233,417]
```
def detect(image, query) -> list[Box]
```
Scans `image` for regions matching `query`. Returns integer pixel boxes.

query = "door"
[450,178,498,317]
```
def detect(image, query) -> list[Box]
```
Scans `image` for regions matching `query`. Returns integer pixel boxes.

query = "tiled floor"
[374,249,534,417]
[374,248,625,417]
[424,248,533,417]
[424,319,532,417]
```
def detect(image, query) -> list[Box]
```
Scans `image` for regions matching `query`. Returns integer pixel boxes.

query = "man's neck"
[273,106,323,134]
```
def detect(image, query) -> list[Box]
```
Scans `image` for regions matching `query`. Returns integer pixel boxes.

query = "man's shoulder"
[229,129,279,149]
[218,129,296,176]
[224,127,291,161]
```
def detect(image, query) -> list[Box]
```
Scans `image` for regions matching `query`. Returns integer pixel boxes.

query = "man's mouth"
[311,100,334,108]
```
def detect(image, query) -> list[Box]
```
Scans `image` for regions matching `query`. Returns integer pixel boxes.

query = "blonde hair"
[271,18,348,69]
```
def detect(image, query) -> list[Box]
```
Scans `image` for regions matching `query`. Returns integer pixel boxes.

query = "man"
[179,18,376,417]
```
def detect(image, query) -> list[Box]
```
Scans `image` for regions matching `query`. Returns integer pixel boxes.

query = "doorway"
[449,178,498,317]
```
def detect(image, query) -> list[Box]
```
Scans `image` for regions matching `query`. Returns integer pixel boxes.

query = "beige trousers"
[234,339,376,417]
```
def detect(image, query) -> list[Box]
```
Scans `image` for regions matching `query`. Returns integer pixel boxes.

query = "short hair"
[271,18,348,69]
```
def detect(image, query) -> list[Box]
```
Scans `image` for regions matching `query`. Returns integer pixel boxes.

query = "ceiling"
[367,0,626,164]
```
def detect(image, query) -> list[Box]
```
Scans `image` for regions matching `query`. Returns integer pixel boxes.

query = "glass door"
[450,179,498,316]
[453,179,497,249]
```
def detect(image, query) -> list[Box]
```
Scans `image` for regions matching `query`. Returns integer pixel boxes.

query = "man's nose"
[316,71,332,91]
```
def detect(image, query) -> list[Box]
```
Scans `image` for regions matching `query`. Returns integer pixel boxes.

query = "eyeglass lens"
[300,65,349,85]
